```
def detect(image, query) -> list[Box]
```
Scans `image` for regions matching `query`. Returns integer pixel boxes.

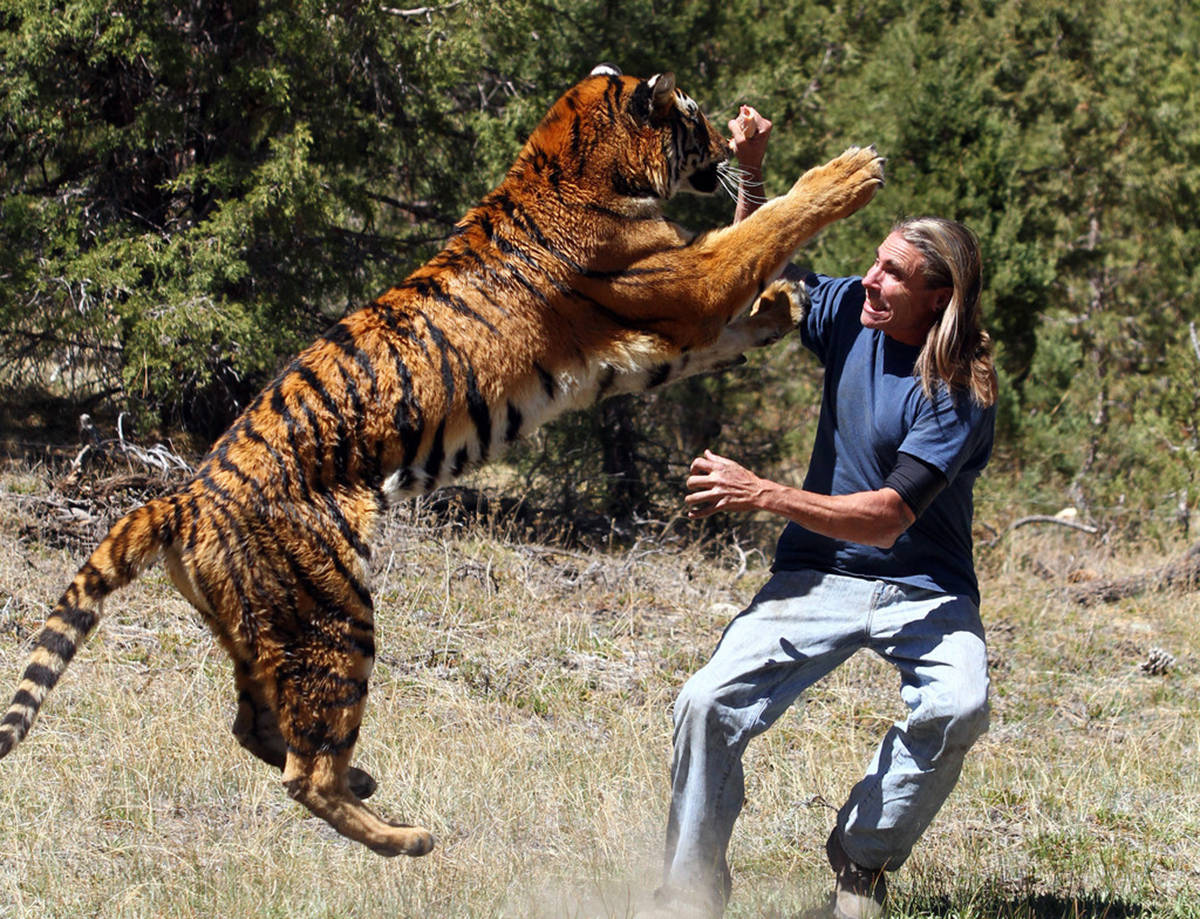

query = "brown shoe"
[825,829,887,919]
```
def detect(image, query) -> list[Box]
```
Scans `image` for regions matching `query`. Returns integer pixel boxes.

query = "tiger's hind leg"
[282,746,434,858]
[271,602,433,857]
[161,540,381,798]
[232,662,287,767]
[231,663,378,800]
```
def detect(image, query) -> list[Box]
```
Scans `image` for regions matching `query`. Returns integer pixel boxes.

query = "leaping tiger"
[0,65,884,857]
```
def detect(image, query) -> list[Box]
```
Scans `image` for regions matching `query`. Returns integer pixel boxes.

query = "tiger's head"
[512,65,731,205]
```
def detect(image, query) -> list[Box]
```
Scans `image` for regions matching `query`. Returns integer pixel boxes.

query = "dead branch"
[66,413,191,484]
[1067,542,1200,606]
[979,513,1099,549]
[382,2,464,16]
[1008,514,1099,536]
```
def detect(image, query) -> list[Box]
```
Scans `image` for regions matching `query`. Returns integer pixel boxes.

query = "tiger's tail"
[0,495,177,758]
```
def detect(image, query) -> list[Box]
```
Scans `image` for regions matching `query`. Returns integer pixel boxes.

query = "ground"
[0,458,1197,918]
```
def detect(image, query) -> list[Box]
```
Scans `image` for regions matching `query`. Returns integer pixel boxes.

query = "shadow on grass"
[903,891,1152,918]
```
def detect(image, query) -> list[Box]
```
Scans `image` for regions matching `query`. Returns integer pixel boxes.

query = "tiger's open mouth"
[686,163,720,194]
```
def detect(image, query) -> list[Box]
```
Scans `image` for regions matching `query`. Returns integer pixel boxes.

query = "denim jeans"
[662,569,990,912]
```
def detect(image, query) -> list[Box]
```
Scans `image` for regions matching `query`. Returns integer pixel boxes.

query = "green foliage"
[702,0,1200,537]
[0,0,505,433]
[3,0,1200,532]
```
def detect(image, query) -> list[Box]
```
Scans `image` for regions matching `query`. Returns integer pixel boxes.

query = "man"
[655,109,999,919]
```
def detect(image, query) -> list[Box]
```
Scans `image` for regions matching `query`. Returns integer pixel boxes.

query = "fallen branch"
[1067,543,1200,606]
[1008,514,1099,535]
[67,413,191,483]
[382,2,464,16]
[979,513,1098,548]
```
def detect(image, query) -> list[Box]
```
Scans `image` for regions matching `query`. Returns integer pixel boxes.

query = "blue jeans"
[662,569,990,911]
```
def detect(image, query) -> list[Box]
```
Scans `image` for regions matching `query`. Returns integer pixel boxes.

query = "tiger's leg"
[681,268,810,373]
[599,146,882,352]
[231,663,379,800]
[231,661,286,767]
[165,538,382,802]
[269,575,433,857]
[276,655,434,857]
[282,749,433,857]
[605,268,810,396]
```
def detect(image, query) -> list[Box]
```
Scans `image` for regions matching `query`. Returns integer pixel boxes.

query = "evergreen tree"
[5,0,1200,534]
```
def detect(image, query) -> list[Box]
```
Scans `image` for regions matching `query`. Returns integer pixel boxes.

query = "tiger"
[0,65,883,857]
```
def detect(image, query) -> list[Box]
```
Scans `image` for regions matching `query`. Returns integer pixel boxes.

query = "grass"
[0,465,1197,918]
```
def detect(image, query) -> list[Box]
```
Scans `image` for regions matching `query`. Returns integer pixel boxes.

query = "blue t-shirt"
[772,274,996,605]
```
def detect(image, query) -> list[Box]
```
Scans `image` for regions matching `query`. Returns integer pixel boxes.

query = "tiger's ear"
[649,72,676,117]
[590,63,621,77]
[630,72,676,125]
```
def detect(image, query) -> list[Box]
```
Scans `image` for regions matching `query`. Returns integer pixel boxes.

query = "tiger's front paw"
[744,270,810,346]
[827,144,886,187]
[790,145,886,216]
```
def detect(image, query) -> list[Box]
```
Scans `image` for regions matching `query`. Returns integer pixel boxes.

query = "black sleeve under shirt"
[883,451,948,518]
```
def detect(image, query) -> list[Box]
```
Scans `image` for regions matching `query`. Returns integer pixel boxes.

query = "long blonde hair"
[894,217,998,408]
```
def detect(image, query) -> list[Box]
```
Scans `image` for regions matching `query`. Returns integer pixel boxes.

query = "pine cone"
[1140,647,1176,676]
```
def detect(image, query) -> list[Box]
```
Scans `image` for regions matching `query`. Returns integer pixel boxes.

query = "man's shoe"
[825,829,887,919]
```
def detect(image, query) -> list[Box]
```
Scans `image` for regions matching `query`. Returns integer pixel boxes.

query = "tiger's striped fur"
[0,67,883,857]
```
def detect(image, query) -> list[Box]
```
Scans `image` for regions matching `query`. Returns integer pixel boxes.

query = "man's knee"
[949,692,990,749]
[673,665,751,745]
[674,670,719,729]
[936,687,989,757]
[908,683,989,761]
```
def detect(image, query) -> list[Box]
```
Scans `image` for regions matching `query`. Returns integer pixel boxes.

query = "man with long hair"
[655,110,998,919]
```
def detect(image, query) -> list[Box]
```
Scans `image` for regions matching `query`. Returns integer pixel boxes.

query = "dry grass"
[0,466,1197,919]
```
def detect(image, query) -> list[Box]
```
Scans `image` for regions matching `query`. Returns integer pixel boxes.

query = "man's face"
[860,232,950,346]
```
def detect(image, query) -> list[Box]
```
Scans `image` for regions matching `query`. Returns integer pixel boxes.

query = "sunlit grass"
[0,476,1196,918]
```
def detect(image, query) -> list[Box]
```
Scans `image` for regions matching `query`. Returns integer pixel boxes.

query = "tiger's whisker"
[716,161,770,204]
